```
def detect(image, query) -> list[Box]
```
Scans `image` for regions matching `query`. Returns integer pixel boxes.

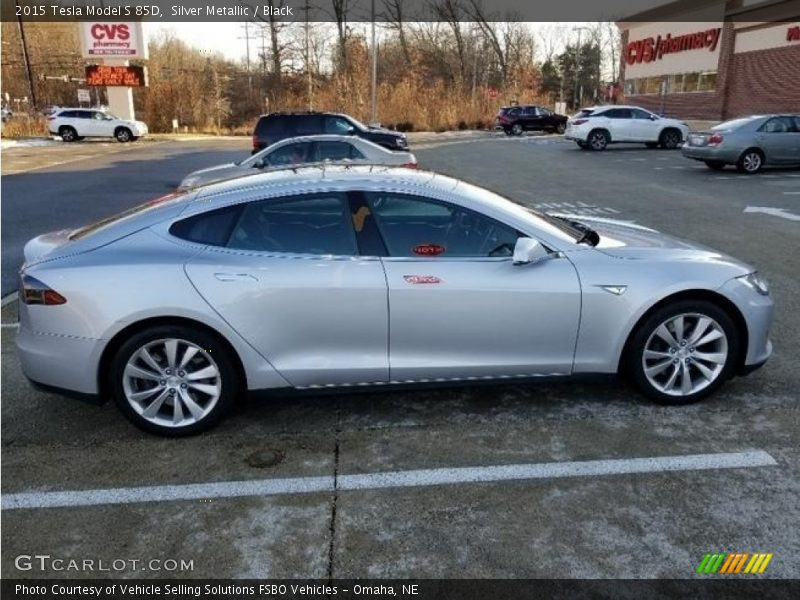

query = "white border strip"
[1,451,776,511]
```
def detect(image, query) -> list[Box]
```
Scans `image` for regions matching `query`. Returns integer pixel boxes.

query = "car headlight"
[738,271,769,295]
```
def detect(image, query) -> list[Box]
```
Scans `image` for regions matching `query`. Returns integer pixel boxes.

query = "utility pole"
[370,0,378,124]
[239,22,253,92]
[305,1,312,110]
[14,0,37,109]
[572,26,589,110]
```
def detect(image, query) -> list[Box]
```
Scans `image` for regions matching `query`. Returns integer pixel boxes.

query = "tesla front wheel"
[110,325,240,436]
[629,301,739,405]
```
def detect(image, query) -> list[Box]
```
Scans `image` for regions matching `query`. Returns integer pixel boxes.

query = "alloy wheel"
[642,313,729,397]
[589,131,607,150]
[122,338,222,428]
[742,152,762,173]
[512,124,523,136]
[662,131,680,149]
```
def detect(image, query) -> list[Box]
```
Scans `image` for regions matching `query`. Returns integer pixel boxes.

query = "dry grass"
[1,116,49,139]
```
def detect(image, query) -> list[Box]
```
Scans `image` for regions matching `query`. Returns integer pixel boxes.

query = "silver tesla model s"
[17,166,773,436]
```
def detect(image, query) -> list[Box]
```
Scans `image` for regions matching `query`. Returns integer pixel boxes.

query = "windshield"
[69,192,187,240]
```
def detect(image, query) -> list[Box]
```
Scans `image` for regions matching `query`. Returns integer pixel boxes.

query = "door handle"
[213,272,258,282]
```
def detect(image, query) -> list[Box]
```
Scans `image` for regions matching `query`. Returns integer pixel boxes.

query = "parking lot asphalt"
[1,134,799,579]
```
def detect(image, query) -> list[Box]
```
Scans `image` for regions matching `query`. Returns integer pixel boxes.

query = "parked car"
[18,166,772,436]
[682,114,800,174]
[179,134,418,191]
[252,111,408,154]
[495,105,569,136]
[48,108,148,142]
[565,105,690,151]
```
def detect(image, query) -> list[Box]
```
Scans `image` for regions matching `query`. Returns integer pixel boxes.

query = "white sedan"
[178,134,418,191]
[565,105,690,151]
[48,108,148,143]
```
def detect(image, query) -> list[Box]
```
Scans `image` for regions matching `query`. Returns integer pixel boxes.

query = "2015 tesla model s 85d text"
[17,166,774,436]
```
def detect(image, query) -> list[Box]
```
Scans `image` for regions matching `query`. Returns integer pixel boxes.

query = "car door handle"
[213,272,258,282]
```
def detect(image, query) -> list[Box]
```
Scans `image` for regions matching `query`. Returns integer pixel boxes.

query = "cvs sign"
[79,22,147,59]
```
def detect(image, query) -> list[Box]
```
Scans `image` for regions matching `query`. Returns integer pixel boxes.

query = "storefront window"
[698,72,717,92]
[683,72,700,92]
[625,71,716,95]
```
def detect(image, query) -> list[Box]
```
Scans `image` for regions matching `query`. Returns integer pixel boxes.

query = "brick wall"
[723,44,800,118]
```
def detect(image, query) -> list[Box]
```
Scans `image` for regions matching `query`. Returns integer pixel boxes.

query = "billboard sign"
[85,65,148,87]
[79,22,148,59]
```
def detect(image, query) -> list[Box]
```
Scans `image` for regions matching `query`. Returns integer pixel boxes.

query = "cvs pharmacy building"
[617,0,800,120]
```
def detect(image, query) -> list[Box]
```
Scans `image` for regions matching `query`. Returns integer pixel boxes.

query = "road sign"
[77,89,91,103]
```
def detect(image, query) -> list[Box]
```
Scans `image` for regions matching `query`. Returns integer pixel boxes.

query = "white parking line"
[0,323,19,329]
[1,450,777,510]
[783,191,800,195]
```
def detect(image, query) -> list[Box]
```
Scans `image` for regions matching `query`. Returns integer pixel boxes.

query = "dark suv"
[495,105,568,136]
[252,111,409,153]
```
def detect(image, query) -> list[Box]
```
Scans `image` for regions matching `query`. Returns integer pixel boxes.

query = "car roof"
[257,111,346,118]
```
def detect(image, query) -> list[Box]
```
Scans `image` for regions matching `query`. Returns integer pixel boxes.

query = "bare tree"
[430,0,468,84]
[381,0,412,64]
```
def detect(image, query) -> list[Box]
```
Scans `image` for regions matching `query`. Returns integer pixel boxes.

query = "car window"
[314,141,360,161]
[169,205,243,246]
[228,194,357,255]
[539,108,552,116]
[507,107,521,117]
[759,117,795,133]
[794,117,800,132]
[267,142,311,166]
[256,115,287,137]
[604,108,632,119]
[92,111,105,120]
[324,116,354,134]
[522,107,537,116]
[366,193,521,258]
[631,108,653,119]
[294,115,323,135]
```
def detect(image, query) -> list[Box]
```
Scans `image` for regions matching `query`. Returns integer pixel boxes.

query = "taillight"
[402,162,418,169]
[571,118,589,125]
[708,133,724,146]
[47,116,56,121]
[252,135,259,149]
[20,274,67,305]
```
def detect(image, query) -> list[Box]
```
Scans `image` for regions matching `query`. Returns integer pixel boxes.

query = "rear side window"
[573,109,594,118]
[228,194,356,255]
[603,108,632,119]
[313,141,363,161]
[255,115,287,137]
[295,115,323,135]
[169,204,243,246]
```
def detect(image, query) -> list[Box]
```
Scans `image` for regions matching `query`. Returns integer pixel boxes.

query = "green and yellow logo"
[697,552,773,574]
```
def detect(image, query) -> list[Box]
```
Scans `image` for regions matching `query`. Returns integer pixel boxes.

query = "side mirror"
[253,159,265,169]
[512,237,549,265]
[346,126,356,135]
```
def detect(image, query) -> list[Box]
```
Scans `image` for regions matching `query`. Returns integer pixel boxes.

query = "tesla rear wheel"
[629,301,739,405]
[588,130,609,150]
[111,325,240,436]
[511,123,523,136]
[60,126,77,142]
[737,149,764,174]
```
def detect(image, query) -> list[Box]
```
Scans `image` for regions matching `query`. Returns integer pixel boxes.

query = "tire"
[704,160,726,171]
[555,123,566,135]
[503,128,513,136]
[511,123,524,136]
[645,142,659,149]
[737,148,764,174]
[110,325,241,436]
[659,128,682,149]
[115,127,133,143]
[59,126,77,142]
[627,300,740,405]
[588,129,609,151]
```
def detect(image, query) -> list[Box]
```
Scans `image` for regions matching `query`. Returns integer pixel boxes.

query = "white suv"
[565,105,689,151]
[48,108,148,143]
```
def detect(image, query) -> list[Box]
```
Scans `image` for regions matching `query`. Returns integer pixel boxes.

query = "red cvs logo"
[90,24,130,41]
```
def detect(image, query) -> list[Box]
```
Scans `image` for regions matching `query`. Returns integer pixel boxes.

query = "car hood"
[556,214,753,272]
